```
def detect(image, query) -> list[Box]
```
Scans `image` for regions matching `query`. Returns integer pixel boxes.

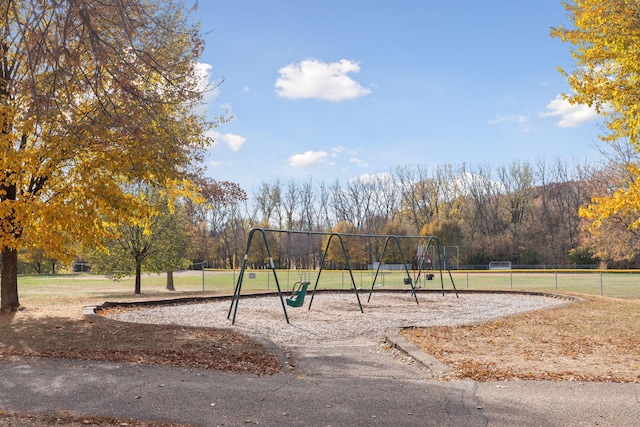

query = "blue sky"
[192,1,603,193]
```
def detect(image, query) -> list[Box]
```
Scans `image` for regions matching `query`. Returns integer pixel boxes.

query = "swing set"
[227,228,458,324]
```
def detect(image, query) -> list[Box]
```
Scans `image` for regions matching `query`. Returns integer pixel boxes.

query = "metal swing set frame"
[227,228,458,324]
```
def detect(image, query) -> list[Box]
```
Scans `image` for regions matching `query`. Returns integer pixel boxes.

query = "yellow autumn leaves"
[553,0,640,230]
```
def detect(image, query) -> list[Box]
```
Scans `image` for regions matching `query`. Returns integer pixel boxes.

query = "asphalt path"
[1,330,639,426]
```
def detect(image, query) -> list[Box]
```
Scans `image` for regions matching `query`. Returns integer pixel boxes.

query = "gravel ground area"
[106,291,569,346]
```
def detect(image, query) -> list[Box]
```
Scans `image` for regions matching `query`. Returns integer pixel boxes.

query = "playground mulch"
[2,293,639,383]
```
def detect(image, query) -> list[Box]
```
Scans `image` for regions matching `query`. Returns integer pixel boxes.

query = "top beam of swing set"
[227,228,458,324]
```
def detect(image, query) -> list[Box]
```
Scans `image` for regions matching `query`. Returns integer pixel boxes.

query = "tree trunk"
[166,270,175,291]
[1,247,20,312]
[135,263,142,294]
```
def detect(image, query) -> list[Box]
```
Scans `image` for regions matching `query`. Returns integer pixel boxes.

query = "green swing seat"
[286,281,310,307]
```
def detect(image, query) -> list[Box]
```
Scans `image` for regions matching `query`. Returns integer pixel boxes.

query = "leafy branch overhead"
[552,1,640,233]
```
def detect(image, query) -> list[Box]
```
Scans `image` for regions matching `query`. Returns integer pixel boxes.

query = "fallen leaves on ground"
[0,411,194,426]
[401,295,640,382]
[0,309,280,376]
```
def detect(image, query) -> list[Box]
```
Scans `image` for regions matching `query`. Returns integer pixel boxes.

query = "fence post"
[600,272,603,296]
[467,272,469,289]
[555,271,558,291]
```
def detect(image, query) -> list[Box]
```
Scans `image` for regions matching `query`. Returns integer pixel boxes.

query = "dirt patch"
[0,305,280,376]
[401,294,640,382]
[0,412,192,427]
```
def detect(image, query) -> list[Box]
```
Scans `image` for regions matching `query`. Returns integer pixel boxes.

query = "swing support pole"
[308,232,363,312]
[228,228,290,324]
[368,236,419,304]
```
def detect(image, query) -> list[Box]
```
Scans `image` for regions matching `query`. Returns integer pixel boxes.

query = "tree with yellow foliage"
[321,221,370,269]
[552,1,640,237]
[0,1,215,311]
[89,184,192,294]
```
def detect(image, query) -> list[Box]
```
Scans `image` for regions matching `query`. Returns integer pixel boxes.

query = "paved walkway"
[1,330,639,426]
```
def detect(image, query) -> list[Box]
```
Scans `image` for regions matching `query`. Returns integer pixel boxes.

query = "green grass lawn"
[14,268,640,309]
[450,271,640,298]
[17,272,222,307]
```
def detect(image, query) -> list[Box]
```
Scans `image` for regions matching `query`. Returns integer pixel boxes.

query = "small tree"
[19,248,46,274]
[150,204,192,291]
[322,221,368,268]
[90,186,191,294]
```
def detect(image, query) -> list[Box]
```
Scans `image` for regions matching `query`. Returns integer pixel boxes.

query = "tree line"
[21,153,639,281]
[227,159,638,269]
[47,155,635,282]
[217,159,599,269]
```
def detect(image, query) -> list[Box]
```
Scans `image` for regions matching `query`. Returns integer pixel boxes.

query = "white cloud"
[351,172,394,184]
[194,62,220,102]
[488,116,507,125]
[541,94,599,128]
[222,134,246,151]
[518,116,533,132]
[275,59,371,102]
[332,145,357,157]
[454,172,506,196]
[288,150,329,168]
[349,157,369,167]
[488,115,532,132]
[209,130,246,151]
[210,160,232,167]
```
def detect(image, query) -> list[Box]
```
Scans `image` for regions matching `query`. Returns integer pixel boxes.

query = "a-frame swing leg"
[432,237,458,298]
[308,233,363,313]
[228,228,291,324]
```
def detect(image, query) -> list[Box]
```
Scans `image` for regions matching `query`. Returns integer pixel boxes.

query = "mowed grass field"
[15,268,640,307]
